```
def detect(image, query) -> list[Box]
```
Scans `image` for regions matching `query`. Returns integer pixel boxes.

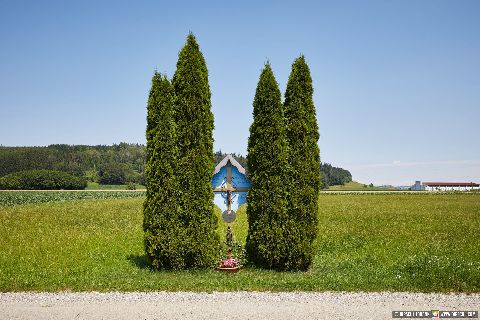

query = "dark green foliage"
[320,162,352,188]
[0,170,87,190]
[143,72,189,269]
[0,147,78,176]
[143,34,219,269]
[170,33,220,268]
[0,144,146,185]
[98,163,127,185]
[245,63,292,270]
[145,73,163,164]
[283,55,320,270]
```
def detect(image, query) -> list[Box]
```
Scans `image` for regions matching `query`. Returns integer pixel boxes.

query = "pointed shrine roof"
[213,154,246,175]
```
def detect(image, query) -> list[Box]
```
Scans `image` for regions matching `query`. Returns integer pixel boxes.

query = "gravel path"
[1,291,479,320]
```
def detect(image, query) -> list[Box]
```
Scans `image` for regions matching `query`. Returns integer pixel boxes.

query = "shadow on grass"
[127,254,151,270]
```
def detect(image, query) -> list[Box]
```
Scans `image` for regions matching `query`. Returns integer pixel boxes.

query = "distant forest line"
[0,144,351,188]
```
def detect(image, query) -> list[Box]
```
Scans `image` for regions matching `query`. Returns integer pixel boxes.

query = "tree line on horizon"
[0,146,351,188]
[0,143,146,185]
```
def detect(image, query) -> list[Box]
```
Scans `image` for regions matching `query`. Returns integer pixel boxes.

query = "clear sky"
[1,0,479,185]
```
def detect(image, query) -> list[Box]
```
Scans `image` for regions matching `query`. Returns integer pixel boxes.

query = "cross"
[212,155,251,247]
[213,160,249,212]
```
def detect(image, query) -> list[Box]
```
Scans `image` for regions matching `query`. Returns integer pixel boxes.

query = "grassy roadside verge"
[0,193,479,292]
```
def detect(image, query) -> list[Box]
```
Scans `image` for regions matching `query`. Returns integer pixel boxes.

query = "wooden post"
[226,160,232,212]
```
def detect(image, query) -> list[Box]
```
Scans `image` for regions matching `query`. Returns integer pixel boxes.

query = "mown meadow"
[0,192,478,292]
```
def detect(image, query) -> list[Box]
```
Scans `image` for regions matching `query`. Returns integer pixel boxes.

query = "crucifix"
[212,155,251,247]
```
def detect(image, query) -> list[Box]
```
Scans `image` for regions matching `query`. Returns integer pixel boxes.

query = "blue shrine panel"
[212,167,227,189]
[231,166,251,189]
[212,162,251,211]
[214,191,247,211]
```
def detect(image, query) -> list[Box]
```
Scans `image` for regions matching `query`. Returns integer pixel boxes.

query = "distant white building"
[422,182,480,191]
[411,181,424,191]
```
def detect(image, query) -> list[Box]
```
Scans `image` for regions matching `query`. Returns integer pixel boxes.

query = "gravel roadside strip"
[1,291,479,320]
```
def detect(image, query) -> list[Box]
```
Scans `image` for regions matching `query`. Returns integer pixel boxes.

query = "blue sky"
[1,0,479,185]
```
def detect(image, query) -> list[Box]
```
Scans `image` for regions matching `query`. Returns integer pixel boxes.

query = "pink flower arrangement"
[219,258,238,269]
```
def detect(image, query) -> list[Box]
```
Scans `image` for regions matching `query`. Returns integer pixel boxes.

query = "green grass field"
[0,193,479,292]
[326,181,399,191]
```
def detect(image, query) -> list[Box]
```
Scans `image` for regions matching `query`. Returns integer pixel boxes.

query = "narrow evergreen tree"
[145,72,163,164]
[143,73,186,269]
[246,63,292,270]
[283,55,320,270]
[171,33,219,268]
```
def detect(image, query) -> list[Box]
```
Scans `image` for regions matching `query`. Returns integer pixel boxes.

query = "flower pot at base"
[217,257,240,273]
[217,266,240,273]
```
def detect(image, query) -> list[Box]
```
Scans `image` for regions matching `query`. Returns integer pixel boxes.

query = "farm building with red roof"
[422,182,479,191]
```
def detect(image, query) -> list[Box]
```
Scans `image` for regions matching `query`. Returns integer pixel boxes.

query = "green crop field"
[0,190,145,207]
[0,193,478,292]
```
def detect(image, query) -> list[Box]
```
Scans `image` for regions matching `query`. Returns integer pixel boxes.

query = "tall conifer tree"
[283,56,320,270]
[246,63,291,270]
[172,33,219,268]
[143,73,186,269]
